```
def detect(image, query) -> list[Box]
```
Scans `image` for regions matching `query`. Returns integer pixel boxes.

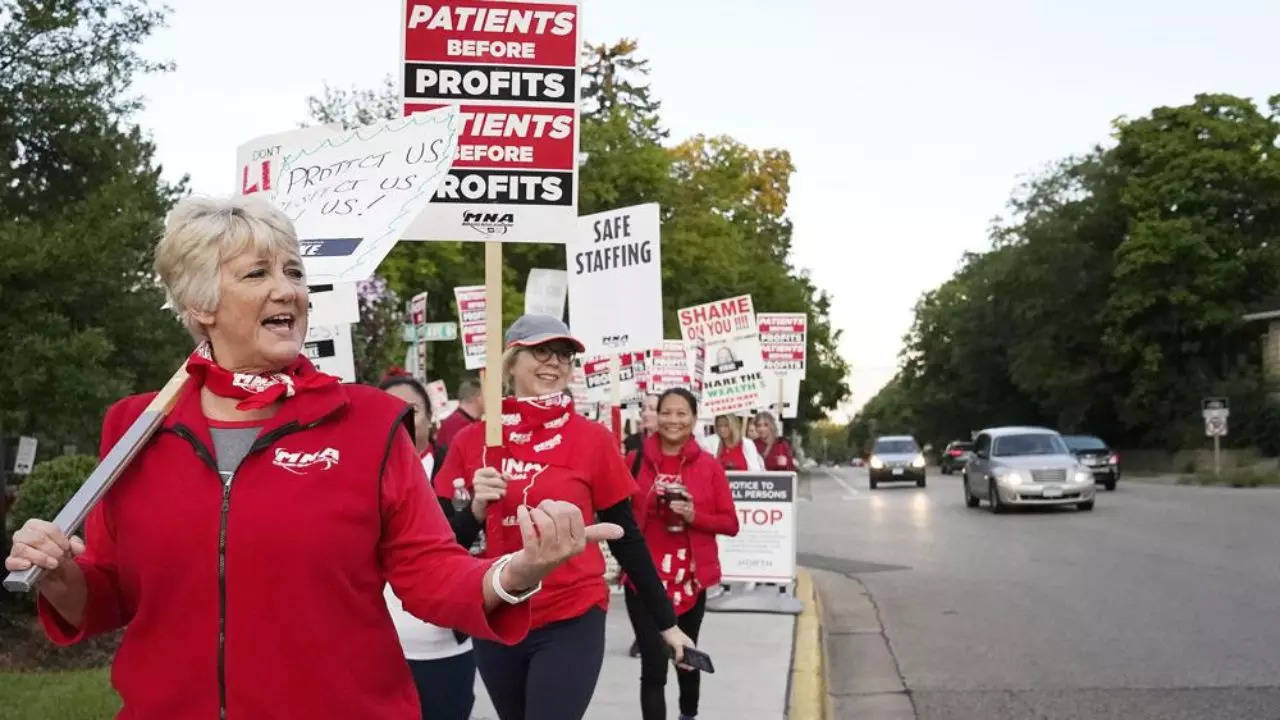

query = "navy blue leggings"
[473,608,607,720]
[407,650,475,720]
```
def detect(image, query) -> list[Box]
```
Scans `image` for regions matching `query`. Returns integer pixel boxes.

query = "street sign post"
[1202,398,1230,477]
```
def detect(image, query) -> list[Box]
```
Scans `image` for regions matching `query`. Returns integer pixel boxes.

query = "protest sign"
[263,109,461,283]
[13,436,37,475]
[306,283,360,327]
[678,296,766,416]
[567,203,662,355]
[401,0,580,244]
[758,312,806,419]
[425,379,450,417]
[454,285,488,370]
[578,352,645,404]
[717,471,797,584]
[647,340,693,393]
[235,125,340,198]
[304,324,356,382]
[524,268,567,319]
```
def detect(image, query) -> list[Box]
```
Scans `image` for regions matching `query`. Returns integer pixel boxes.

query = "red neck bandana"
[499,392,575,466]
[185,341,340,411]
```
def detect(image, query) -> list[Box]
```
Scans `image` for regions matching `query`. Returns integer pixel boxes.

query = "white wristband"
[491,553,542,605]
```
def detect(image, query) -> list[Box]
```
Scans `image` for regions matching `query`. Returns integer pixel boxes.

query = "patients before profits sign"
[678,295,767,416]
[568,203,663,355]
[402,0,580,244]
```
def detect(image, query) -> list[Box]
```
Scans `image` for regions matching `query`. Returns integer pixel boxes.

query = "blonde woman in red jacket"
[4,196,614,720]
[625,388,740,720]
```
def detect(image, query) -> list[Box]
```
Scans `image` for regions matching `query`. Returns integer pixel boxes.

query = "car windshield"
[992,433,1067,457]
[1063,435,1108,451]
[874,439,919,454]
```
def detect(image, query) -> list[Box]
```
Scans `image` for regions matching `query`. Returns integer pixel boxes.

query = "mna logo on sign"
[602,334,630,348]
[462,211,515,237]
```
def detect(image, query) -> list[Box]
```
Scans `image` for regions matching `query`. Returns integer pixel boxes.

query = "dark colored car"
[1062,434,1120,491]
[868,435,926,489]
[940,440,973,475]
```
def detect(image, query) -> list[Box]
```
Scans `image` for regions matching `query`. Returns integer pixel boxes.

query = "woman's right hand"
[470,467,508,523]
[6,519,85,586]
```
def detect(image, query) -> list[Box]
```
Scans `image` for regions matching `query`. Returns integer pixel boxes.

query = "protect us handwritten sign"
[270,107,461,283]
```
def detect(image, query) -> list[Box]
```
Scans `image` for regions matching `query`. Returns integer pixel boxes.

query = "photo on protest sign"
[304,324,356,382]
[567,203,663,355]
[268,108,461,283]
[717,471,797,583]
[401,0,581,244]
[453,285,487,370]
[524,268,567,319]
[678,295,766,416]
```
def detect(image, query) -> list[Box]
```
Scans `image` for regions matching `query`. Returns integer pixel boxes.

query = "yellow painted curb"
[788,568,825,720]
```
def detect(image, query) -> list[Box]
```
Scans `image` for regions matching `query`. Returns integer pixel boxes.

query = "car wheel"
[1105,478,1116,491]
[988,480,1005,514]
[964,478,980,507]
[1078,499,1095,511]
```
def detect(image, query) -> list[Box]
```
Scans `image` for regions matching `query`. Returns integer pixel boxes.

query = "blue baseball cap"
[504,314,586,352]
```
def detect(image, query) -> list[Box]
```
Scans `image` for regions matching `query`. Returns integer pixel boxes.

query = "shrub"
[7,456,98,536]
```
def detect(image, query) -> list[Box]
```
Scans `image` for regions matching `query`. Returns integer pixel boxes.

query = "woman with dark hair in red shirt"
[626,388,741,720]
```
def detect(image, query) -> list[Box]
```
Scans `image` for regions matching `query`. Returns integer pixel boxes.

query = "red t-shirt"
[717,442,749,471]
[435,407,478,450]
[756,438,796,472]
[433,415,637,629]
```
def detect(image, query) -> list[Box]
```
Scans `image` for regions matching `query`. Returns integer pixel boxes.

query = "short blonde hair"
[155,195,301,339]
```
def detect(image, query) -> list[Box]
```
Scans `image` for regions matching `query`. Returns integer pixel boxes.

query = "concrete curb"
[787,568,825,719]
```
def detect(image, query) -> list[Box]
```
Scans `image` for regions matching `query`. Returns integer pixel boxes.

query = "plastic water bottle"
[452,478,471,513]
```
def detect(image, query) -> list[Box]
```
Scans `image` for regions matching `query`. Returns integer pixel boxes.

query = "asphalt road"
[799,466,1280,720]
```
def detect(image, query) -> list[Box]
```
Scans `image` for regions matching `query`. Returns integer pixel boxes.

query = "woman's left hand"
[660,625,697,670]
[501,500,623,591]
[669,497,695,523]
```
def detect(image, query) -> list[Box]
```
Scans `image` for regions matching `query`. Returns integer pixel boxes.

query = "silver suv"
[963,427,1096,513]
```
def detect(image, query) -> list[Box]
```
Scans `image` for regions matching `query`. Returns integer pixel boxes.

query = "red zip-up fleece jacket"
[38,376,530,719]
[627,434,740,589]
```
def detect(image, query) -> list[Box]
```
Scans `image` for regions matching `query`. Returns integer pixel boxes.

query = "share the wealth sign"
[401,0,581,244]
[678,295,766,416]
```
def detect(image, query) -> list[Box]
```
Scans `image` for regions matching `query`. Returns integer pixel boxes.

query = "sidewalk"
[470,597,796,720]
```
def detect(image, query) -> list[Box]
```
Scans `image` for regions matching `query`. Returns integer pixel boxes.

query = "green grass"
[0,667,120,720]
[1181,467,1280,487]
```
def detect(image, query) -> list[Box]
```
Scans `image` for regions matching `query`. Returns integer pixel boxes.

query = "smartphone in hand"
[680,646,715,674]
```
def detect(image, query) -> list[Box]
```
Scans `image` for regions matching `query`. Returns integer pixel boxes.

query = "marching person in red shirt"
[4,197,615,720]
[712,414,764,471]
[754,410,797,472]
[434,314,694,720]
[435,378,483,455]
[626,389,741,720]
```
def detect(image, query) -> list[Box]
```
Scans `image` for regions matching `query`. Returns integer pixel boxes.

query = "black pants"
[408,650,475,720]
[473,607,606,720]
[625,587,707,720]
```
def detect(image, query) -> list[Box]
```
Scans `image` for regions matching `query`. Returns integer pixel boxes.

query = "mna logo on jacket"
[273,447,341,474]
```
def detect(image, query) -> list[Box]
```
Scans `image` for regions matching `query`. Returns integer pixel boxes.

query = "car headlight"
[911,454,926,468]
[994,468,1024,486]
[1073,468,1094,484]
[869,455,885,470]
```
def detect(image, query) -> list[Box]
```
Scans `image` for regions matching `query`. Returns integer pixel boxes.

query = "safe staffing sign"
[401,0,580,244]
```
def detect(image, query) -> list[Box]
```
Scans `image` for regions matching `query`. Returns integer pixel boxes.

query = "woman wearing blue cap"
[434,314,694,720]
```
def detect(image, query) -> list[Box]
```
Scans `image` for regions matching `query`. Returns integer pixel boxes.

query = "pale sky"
[131,0,1279,418]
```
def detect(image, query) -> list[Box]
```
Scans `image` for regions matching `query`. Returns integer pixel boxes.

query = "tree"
[854,92,1280,451]
[0,0,187,456]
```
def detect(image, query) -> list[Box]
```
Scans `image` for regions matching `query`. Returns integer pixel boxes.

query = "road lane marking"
[822,468,862,499]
